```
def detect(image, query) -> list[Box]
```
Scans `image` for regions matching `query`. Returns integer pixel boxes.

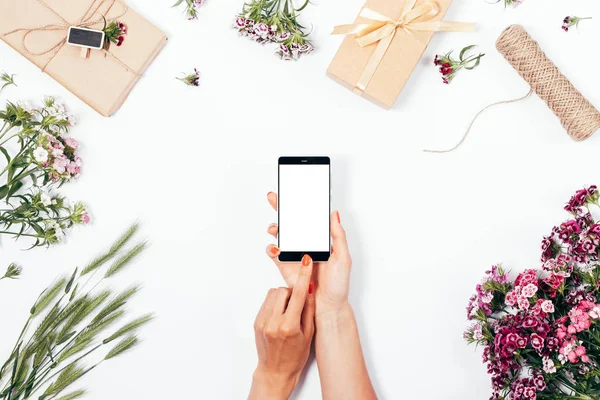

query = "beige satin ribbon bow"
[332,0,475,93]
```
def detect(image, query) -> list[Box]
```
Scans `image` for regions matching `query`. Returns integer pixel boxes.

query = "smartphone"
[278,156,331,262]
[67,27,105,50]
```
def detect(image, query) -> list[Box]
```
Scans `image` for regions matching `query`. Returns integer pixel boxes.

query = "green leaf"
[465,55,484,70]
[296,0,311,12]
[0,185,8,200]
[65,268,78,294]
[459,45,477,62]
[7,180,23,199]
[0,146,10,163]
[172,0,184,6]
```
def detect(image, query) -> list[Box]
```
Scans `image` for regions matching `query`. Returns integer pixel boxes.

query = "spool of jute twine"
[425,24,600,153]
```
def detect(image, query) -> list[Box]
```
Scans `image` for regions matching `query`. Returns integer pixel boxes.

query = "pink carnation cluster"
[542,186,600,266]
[33,133,81,182]
[465,186,600,400]
[233,17,314,61]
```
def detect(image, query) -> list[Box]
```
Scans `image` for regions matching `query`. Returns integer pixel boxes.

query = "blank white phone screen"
[279,164,330,252]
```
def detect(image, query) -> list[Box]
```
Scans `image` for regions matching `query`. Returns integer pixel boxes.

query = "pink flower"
[530,333,544,350]
[533,374,546,391]
[64,137,79,149]
[523,387,536,399]
[255,22,270,38]
[582,239,596,254]
[523,316,538,329]
[53,156,68,174]
[278,31,291,41]
[543,273,563,290]
[80,212,90,224]
[582,355,590,363]
[505,291,517,306]
[234,17,245,28]
[517,296,530,310]
[567,350,578,363]
[66,159,81,175]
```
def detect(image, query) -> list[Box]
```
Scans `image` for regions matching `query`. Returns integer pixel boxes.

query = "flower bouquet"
[233,0,314,60]
[465,185,600,399]
[0,97,89,248]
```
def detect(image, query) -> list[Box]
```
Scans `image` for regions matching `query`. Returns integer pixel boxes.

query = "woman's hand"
[248,254,316,400]
[265,192,352,317]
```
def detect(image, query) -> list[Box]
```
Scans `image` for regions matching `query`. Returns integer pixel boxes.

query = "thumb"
[331,210,350,261]
[301,280,316,337]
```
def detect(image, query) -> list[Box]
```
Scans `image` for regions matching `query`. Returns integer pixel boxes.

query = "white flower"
[40,192,52,207]
[33,146,48,163]
[17,101,34,114]
[543,357,556,373]
[580,263,597,274]
[541,300,555,313]
[590,307,600,319]
[481,292,494,304]
[469,303,479,318]
[49,221,64,241]
[522,283,538,298]
[51,147,63,157]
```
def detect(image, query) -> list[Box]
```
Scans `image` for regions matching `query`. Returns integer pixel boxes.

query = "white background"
[1,0,600,399]
[279,164,330,252]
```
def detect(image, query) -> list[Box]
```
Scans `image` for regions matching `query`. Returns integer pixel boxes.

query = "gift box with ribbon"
[0,0,167,117]
[328,0,475,109]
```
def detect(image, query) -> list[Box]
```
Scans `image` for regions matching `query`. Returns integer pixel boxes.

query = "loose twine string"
[425,24,600,153]
[2,0,140,77]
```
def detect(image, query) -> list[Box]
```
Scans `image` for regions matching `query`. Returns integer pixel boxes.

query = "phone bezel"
[278,156,331,263]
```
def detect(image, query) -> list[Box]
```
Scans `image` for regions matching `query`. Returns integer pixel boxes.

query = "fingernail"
[270,246,279,256]
[267,224,276,233]
[308,282,314,295]
[302,254,312,266]
[336,211,341,223]
[267,191,274,197]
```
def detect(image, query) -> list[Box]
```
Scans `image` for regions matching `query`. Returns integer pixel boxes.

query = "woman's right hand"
[265,192,353,317]
[249,254,316,400]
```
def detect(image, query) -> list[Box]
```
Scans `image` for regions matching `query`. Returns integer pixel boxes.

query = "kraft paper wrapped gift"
[0,0,167,117]
[327,0,474,109]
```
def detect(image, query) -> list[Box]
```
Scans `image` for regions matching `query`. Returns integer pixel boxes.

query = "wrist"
[315,300,353,326]
[250,367,296,400]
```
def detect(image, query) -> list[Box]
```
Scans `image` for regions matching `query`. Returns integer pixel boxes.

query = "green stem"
[0,231,39,238]
[0,133,18,148]
[0,122,13,142]
[28,345,102,397]
[0,132,39,178]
